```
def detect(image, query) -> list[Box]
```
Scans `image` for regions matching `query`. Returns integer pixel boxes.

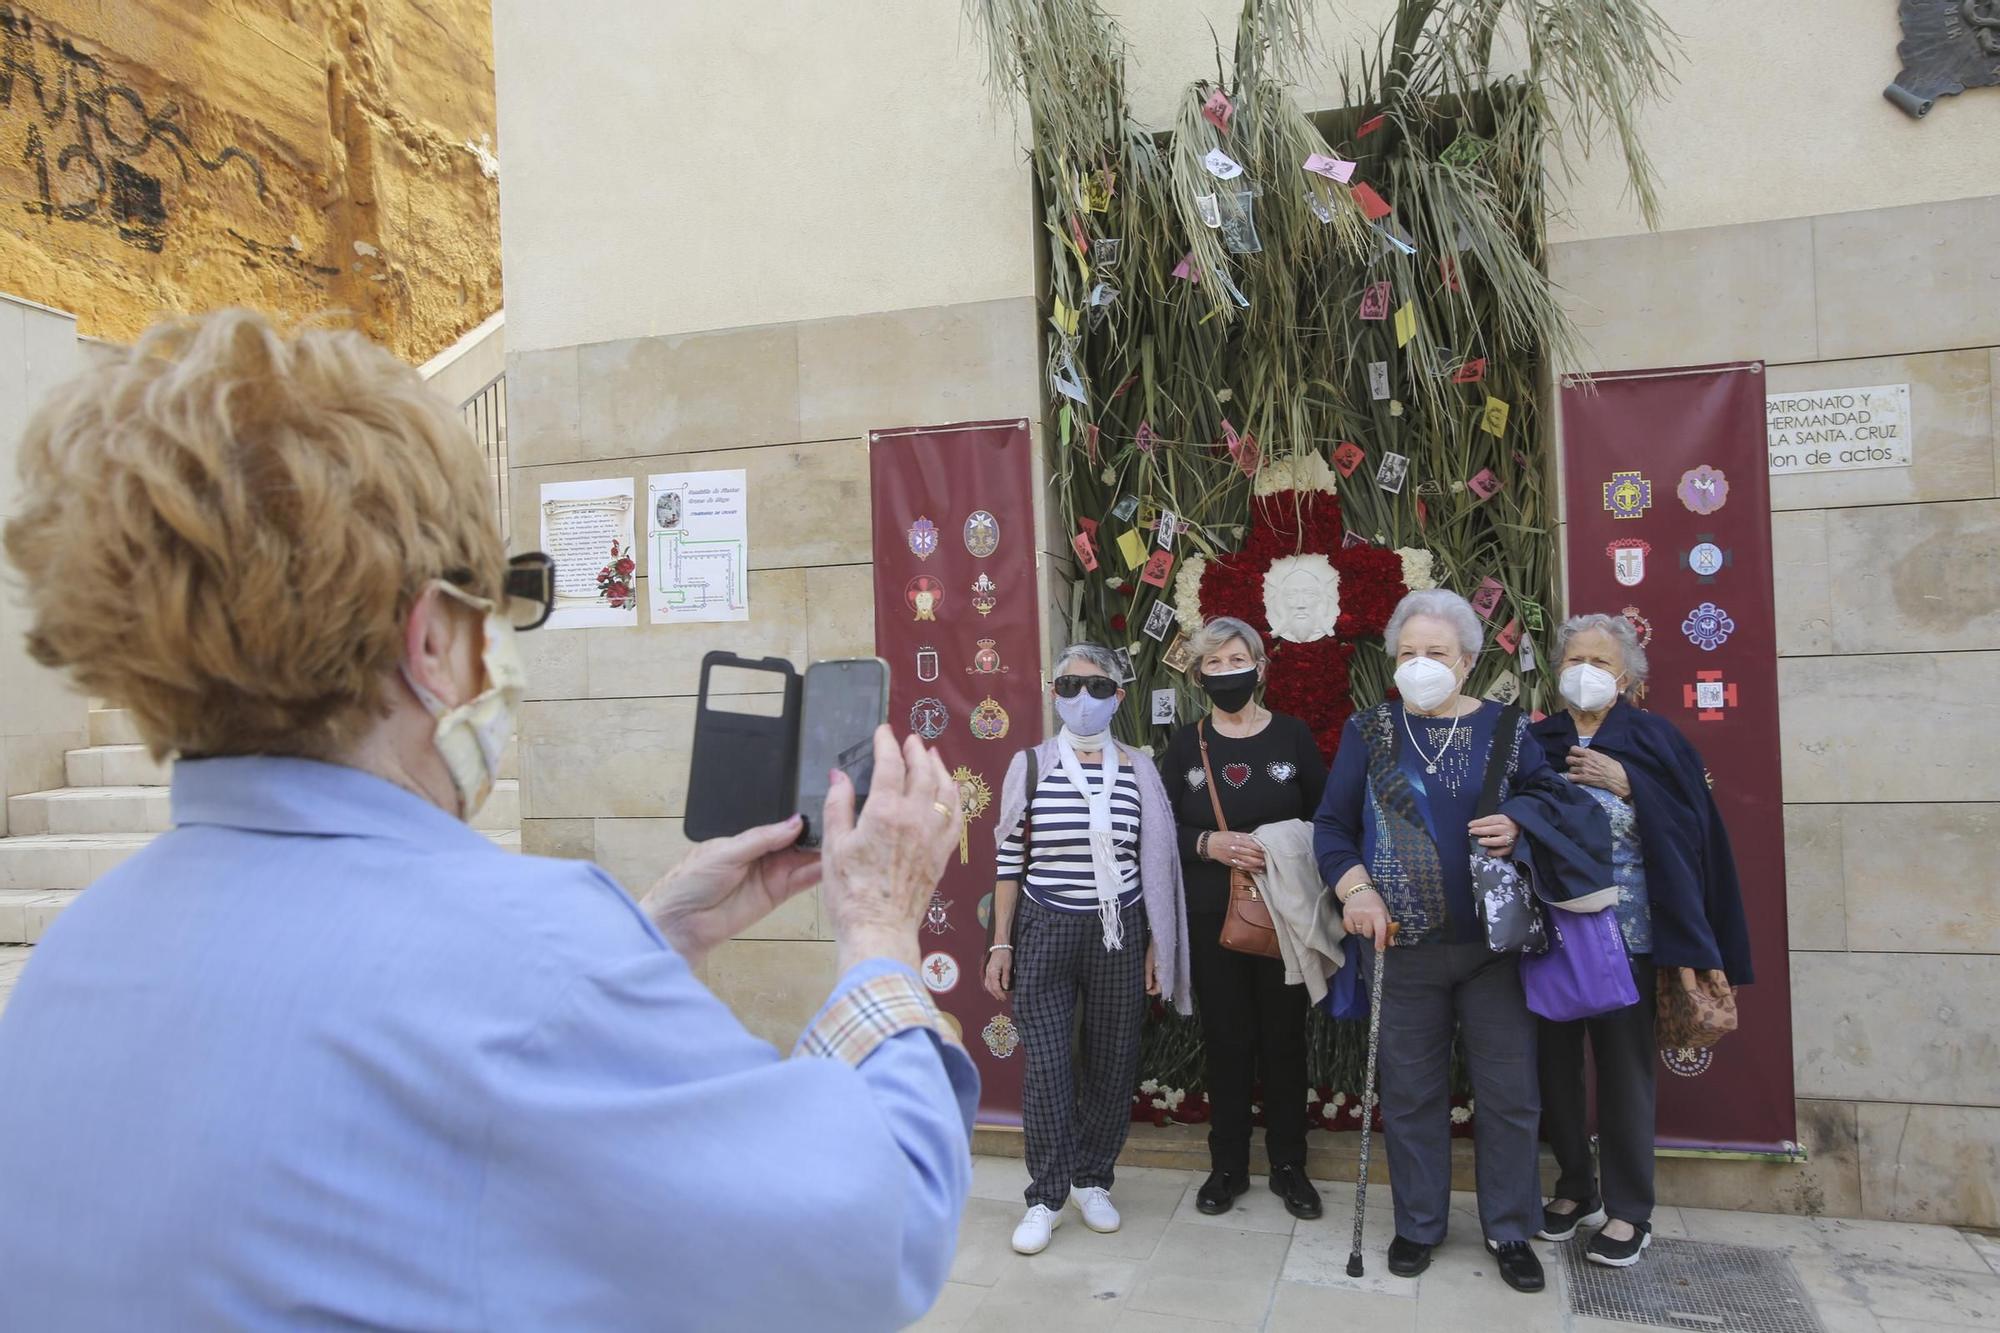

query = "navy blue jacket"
[1531,703,1756,983]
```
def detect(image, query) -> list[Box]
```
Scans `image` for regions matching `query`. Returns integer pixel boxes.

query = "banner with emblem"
[869,419,1041,1124]
[1561,363,1798,1157]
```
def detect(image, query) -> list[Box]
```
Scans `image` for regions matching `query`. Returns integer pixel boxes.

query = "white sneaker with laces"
[1011,1203,1064,1255]
[1072,1186,1121,1233]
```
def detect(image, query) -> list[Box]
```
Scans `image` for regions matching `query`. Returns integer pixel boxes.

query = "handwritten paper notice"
[541,477,639,629]
[648,469,749,625]
[1303,153,1356,183]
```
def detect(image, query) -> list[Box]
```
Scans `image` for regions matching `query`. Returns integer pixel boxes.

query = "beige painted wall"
[0,296,89,834]
[495,0,2000,352]
[1550,195,2000,1228]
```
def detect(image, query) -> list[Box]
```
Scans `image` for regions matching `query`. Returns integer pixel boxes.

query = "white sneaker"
[1072,1186,1121,1233]
[1012,1203,1064,1255]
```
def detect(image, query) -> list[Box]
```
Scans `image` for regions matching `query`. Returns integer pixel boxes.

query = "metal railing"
[460,372,510,543]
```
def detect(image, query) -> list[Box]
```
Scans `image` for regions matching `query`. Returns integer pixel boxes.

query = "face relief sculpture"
[1263,554,1341,644]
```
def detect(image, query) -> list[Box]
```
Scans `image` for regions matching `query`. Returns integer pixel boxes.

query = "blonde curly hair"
[4,310,503,760]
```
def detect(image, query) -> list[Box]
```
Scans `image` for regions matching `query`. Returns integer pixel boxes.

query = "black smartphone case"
[683,651,803,843]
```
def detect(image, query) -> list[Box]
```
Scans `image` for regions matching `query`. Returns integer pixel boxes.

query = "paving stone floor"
[916,1157,2000,1332]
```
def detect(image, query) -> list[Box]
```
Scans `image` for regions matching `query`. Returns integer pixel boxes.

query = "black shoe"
[1586,1221,1652,1268]
[1268,1164,1323,1220]
[1486,1239,1546,1293]
[1387,1234,1433,1278]
[1195,1169,1249,1215]
[1536,1195,1607,1242]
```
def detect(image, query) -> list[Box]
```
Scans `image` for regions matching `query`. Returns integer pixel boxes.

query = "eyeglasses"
[445,552,556,631]
[1052,674,1119,700]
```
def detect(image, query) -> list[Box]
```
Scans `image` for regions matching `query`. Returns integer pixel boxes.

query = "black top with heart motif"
[1160,711,1330,915]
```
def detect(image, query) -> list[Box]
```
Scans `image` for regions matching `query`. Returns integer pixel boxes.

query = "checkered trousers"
[1012,894,1150,1209]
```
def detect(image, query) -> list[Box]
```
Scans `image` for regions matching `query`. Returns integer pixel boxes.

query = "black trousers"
[1538,955,1658,1225]
[1013,895,1149,1209]
[1188,910,1310,1173]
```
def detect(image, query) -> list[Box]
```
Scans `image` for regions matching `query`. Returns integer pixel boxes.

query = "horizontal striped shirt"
[995,756,1144,913]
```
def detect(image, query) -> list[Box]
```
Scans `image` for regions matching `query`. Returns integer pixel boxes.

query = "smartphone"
[792,657,890,847]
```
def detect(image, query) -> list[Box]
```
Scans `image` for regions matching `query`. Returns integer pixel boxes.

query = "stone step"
[0,889,75,943]
[66,745,170,788]
[498,735,518,782]
[7,786,172,836]
[87,707,143,747]
[0,834,151,891]
[0,945,29,1017]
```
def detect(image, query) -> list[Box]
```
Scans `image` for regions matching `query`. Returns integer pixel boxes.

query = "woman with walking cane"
[1312,590,1608,1293]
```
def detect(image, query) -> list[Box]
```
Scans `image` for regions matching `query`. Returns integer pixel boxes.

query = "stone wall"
[1551,194,2000,1229]
[505,297,1049,1047]
[0,0,499,363]
[0,295,86,833]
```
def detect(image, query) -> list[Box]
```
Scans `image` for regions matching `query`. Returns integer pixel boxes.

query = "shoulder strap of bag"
[1197,718,1231,833]
[1476,704,1523,818]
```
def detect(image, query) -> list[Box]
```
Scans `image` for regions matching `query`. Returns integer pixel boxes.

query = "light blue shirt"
[0,756,978,1330]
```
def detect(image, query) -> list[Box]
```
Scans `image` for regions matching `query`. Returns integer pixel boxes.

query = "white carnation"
[1173,554,1209,633]
[1450,1106,1471,1124]
[1140,1079,1160,1095]
[1252,450,1340,497]
[1151,1097,1169,1110]
[1397,546,1436,591]
[1306,1090,1321,1105]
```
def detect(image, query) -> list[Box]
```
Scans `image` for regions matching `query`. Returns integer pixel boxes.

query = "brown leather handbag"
[1656,966,1739,1049]
[1199,720,1281,959]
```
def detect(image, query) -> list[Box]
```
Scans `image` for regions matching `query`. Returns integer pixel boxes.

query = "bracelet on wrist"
[987,944,1013,954]
[1338,881,1378,905]
[1197,831,1212,860]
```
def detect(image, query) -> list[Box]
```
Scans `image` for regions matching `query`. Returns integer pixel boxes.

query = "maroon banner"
[1560,364,1798,1155]
[870,419,1039,1124]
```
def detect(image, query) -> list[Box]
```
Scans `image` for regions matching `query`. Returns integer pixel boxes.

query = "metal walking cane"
[1346,920,1398,1277]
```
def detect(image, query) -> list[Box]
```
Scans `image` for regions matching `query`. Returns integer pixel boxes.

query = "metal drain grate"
[1560,1237,1823,1333]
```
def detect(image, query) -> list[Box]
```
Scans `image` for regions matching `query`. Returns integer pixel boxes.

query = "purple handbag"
[1520,904,1639,1022]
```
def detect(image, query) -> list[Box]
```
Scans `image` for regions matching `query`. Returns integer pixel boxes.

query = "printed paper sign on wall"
[647,469,749,624]
[539,477,638,629]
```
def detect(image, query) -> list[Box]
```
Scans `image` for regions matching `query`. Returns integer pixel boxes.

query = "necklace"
[1402,705,1462,775]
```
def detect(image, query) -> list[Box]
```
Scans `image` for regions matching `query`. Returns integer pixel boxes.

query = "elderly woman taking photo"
[0,312,975,1332]
[1312,589,1604,1293]
[1531,614,1754,1268]
[984,643,1192,1256]
[1159,617,1327,1220]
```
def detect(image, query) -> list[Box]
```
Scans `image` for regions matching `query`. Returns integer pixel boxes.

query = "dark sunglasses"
[1053,674,1119,700]
[446,552,557,631]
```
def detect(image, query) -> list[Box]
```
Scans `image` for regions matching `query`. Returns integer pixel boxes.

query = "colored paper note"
[1079,516,1098,538]
[1350,182,1393,221]
[1070,214,1089,259]
[1467,468,1502,501]
[1172,252,1200,283]
[1441,133,1491,168]
[1356,114,1386,138]
[1483,671,1522,705]
[1452,357,1487,384]
[1053,297,1078,336]
[1082,170,1113,213]
[1440,255,1462,293]
[1072,529,1099,571]
[1359,281,1391,321]
[1480,396,1511,436]
[1084,423,1101,462]
[1394,301,1417,347]
[1233,433,1261,477]
[1202,89,1233,132]
[1140,548,1175,588]
[1303,152,1356,183]
[1472,576,1505,620]
[1203,148,1244,179]
[1496,618,1521,654]
[1116,529,1147,569]
[1333,441,1366,477]
[1135,421,1156,455]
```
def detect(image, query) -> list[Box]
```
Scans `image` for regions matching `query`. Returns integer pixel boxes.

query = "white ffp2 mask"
[1393,657,1460,712]
[1559,662,1621,713]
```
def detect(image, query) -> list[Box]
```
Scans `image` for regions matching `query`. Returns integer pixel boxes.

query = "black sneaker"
[1586,1221,1652,1268]
[1386,1234,1433,1277]
[1486,1239,1546,1293]
[1195,1169,1249,1215]
[1536,1196,1607,1242]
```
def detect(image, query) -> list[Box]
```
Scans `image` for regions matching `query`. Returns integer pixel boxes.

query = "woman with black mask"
[1159,617,1329,1220]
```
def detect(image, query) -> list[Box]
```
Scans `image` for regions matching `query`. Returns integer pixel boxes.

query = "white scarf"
[1055,730,1127,951]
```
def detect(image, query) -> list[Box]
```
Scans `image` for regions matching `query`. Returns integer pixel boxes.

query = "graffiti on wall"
[0,5,274,252]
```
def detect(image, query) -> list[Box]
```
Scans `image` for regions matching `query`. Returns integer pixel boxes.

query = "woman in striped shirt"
[983,643,1193,1256]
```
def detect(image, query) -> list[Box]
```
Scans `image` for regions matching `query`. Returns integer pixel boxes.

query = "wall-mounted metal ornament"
[1885,0,2000,118]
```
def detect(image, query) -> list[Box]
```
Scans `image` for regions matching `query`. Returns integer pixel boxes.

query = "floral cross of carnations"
[598,539,636,609]
[1173,464,1429,759]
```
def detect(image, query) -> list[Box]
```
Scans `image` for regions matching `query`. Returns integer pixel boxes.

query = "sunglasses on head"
[1053,674,1119,700]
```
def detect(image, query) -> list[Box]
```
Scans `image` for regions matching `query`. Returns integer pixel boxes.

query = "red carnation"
[615,557,635,576]
[608,581,630,601]
[1110,613,1127,632]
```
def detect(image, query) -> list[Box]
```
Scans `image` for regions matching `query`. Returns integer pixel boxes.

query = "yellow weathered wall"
[0,0,500,363]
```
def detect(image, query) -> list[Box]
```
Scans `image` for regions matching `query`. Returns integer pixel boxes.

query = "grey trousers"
[1365,939,1541,1245]
[1012,896,1149,1209]
[1540,955,1658,1225]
